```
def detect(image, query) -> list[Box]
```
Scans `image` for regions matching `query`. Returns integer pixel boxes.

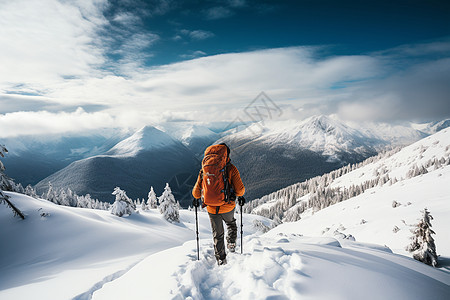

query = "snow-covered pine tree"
[158,183,179,222]
[110,187,135,217]
[45,182,58,204]
[59,189,70,206]
[14,182,25,194]
[406,208,438,267]
[66,188,77,207]
[77,195,86,208]
[0,145,25,219]
[141,198,148,211]
[25,184,38,198]
[0,145,14,191]
[147,186,158,209]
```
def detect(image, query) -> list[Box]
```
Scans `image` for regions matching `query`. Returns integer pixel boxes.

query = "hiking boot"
[218,258,227,266]
[227,243,236,253]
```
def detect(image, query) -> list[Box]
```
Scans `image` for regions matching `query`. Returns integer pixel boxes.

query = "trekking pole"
[194,199,200,260]
[238,196,245,254]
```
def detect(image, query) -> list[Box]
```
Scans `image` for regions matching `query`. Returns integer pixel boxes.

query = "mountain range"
[217,115,429,199]
[34,126,200,207]
[2,116,449,205]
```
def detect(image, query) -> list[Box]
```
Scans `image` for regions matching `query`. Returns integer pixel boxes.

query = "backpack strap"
[221,162,233,203]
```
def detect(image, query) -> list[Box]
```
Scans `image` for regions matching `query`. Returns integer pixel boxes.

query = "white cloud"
[179,50,207,59]
[205,6,234,20]
[179,29,215,41]
[0,108,115,137]
[113,12,141,26]
[0,0,449,137]
[188,30,215,40]
[0,0,108,88]
[336,56,450,122]
[4,44,436,137]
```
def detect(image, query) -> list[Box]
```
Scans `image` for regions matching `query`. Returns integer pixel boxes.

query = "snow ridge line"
[72,260,143,300]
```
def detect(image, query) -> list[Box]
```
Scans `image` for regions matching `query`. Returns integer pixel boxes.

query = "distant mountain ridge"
[0,129,130,186]
[216,115,434,200]
[34,126,200,206]
[3,116,449,205]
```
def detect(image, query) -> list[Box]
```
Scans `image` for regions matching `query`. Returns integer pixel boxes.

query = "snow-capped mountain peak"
[156,123,218,147]
[106,126,178,157]
[227,115,378,157]
[293,115,371,153]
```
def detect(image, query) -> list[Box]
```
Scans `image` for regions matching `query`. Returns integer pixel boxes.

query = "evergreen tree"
[147,186,158,209]
[141,199,148,211]
[46,182,58,204]
[406,208,438,267]
[25,185,38,198]
[0,145,14,191]
[14,183,25,194]
[66,188,77,207]
[110,187,135,217]
[59,189,70,206]
[0,145,25,219]
[158,183,179,222]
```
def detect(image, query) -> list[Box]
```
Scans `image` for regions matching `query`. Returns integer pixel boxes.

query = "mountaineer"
[192,143,245,265]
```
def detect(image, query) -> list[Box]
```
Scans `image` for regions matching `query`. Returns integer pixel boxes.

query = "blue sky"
[99,0,450,64]
[102,0,450,65]
[0,0,449,137]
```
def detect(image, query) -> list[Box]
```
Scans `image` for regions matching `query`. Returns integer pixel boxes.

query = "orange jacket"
[192,163,245,214]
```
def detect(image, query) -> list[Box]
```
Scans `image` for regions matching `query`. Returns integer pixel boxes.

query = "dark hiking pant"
[208,208,237,261]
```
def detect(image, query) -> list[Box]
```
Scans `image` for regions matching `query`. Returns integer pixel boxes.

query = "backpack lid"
[203,144,230,163]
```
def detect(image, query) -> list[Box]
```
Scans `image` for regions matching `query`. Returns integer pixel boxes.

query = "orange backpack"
[201,144,231,206]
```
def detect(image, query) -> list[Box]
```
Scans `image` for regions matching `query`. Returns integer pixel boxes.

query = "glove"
[192,198,200,208]
[229,192,236,202]
[238,196,245,206]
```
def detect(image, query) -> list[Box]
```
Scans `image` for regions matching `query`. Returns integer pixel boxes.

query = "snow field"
[94,233,450,300]
[270,164,450,259]
[0,193,270,300]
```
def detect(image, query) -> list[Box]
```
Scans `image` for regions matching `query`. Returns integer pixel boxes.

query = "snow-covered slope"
[0,192,270,300]
[249,127,450,262]
[92,228,450,300]
[330,126,450,188]
[272,164,450,257]
[2,188,449,299]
